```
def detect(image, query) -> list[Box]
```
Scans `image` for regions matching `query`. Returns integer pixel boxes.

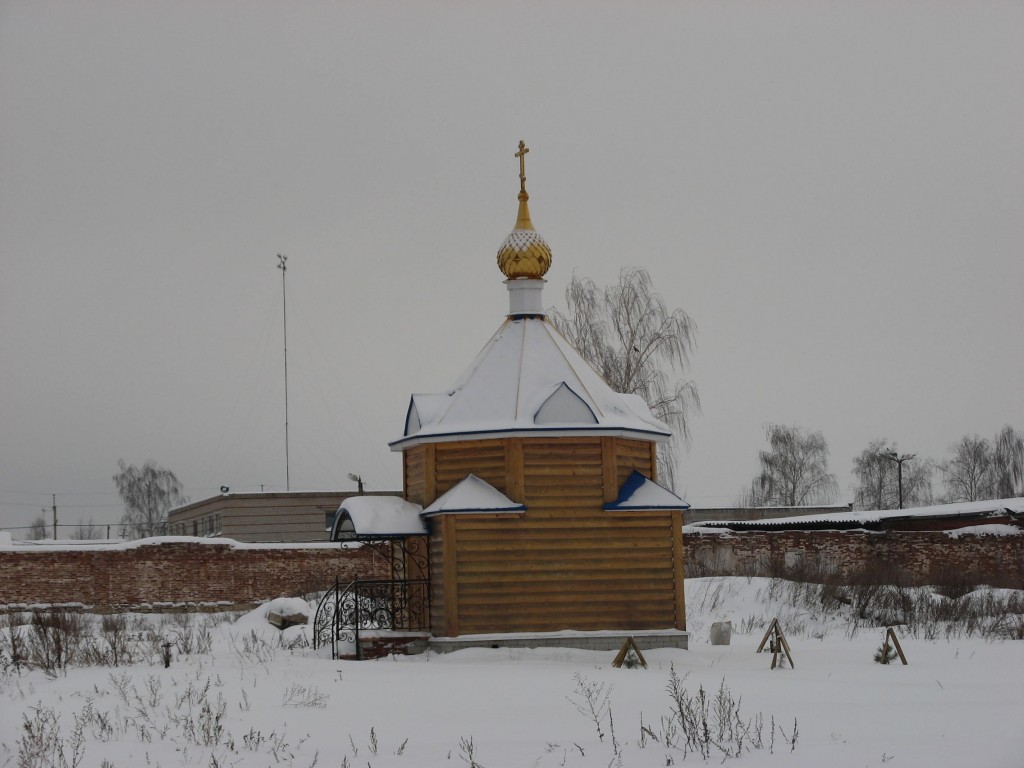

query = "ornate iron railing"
[313,576,430,659]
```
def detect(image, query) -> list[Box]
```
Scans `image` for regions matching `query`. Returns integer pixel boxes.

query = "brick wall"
[685,528,1024,588]
[0,540,387,611]
[5,529,1020,612]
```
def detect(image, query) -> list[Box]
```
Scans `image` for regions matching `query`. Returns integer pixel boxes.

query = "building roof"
[391,316,671,449]
[390,140,670,452]
[330,496,427,540]
[421,474,526,517]
[604,471,689,511]
[686,497,1024,532]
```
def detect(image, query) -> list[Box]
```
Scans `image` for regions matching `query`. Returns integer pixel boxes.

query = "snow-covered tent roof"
[604,471,689,511]
[390,317,671,450]
[422,474,526,518]
[329,496,427,540]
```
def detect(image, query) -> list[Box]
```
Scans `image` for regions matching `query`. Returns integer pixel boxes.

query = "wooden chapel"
[387,142,690,649]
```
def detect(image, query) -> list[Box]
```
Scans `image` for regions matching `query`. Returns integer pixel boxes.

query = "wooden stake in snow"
[756,618,795,670]
[881,627,908,665]
[612,637,648,669]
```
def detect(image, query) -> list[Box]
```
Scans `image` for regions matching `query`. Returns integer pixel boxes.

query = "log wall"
[406,435,682,637]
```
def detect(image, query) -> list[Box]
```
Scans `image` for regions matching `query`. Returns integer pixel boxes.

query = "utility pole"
[52,494,57,539]
[277,254,291,492]
[880,451,916,510]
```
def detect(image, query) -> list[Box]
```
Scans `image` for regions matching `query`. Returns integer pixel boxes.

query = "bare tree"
[993,425,1024,498]
[940,426,1023,502]
[940,435,995,502]
[549,267,699,488]
[745,424,838,507]
[851,439,933,510]
[28,515,48,540]
[70,518,103,540]
[113,460,187,539]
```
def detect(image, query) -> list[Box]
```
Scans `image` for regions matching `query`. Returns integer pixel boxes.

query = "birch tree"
[550,267,699,488]
[113,460,187,538]
[941,426,1024,501]
[746,424,838,506]
[851,439,934,510]
[993,425,1024,498]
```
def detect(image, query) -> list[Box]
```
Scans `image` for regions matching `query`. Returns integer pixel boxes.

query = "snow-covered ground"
[2,577,1022,767]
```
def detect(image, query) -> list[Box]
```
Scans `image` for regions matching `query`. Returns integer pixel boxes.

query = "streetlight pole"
[277,254,291,492]
[879,451,916,510]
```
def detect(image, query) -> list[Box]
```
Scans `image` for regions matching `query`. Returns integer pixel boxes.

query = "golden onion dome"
[497,141,552,280]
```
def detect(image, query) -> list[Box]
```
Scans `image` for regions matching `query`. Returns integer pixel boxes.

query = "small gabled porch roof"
[604,471,689,511]
[421,474,526,518]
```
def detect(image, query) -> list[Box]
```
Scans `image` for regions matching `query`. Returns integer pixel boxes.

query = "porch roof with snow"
[422,474,526,518]
[390,316,671,450]
[329,496,427,541]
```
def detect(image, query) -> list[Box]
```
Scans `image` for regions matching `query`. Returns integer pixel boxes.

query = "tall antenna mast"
[277,253,291,491]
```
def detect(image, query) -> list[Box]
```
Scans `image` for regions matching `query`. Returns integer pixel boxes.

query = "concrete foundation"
[428,629,689,654]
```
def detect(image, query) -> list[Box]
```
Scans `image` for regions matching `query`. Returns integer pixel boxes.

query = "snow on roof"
[331,496,427,539]
[604,471,689,511]
[422,474,526,517]
[687,497,1024,530]
[945,524,1022,538]
[391,317,671,449]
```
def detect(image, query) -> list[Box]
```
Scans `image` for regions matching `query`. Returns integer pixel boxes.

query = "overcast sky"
[2,1,1022,533]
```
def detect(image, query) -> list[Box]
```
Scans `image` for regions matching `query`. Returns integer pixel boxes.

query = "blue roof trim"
[615,470,647,502]
[604,470,690,511]
[390,424,670,450]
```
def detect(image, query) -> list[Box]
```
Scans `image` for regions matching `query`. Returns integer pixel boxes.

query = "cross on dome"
[496,139,552,283]
[515,140,529,199]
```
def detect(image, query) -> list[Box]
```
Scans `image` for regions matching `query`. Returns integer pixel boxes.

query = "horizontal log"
[616,445,652,456]
[435,454,506,465]
[458,588,676,606]
[458,595,675,611]
[455,532,671,548]
[520,502,611,513]
[437,439,505,452]
[523,438,602,449]
[524,452,602,463]
[450,518,672,533]
[455,539,671,555]
[525,470,601,480]
[459,605,675,623]
[448,528,671,548]
[456,555,673,571]
[458,614,677,633]
[455,564,675,580]
[452,528,672,544]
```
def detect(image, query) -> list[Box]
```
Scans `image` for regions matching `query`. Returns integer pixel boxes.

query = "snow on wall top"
[686,497,1024,530]
[422,474,526,517]
[604,471,689,511]
[332,496,427,538]
[391,317,670,449]
[1,536,344,552]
